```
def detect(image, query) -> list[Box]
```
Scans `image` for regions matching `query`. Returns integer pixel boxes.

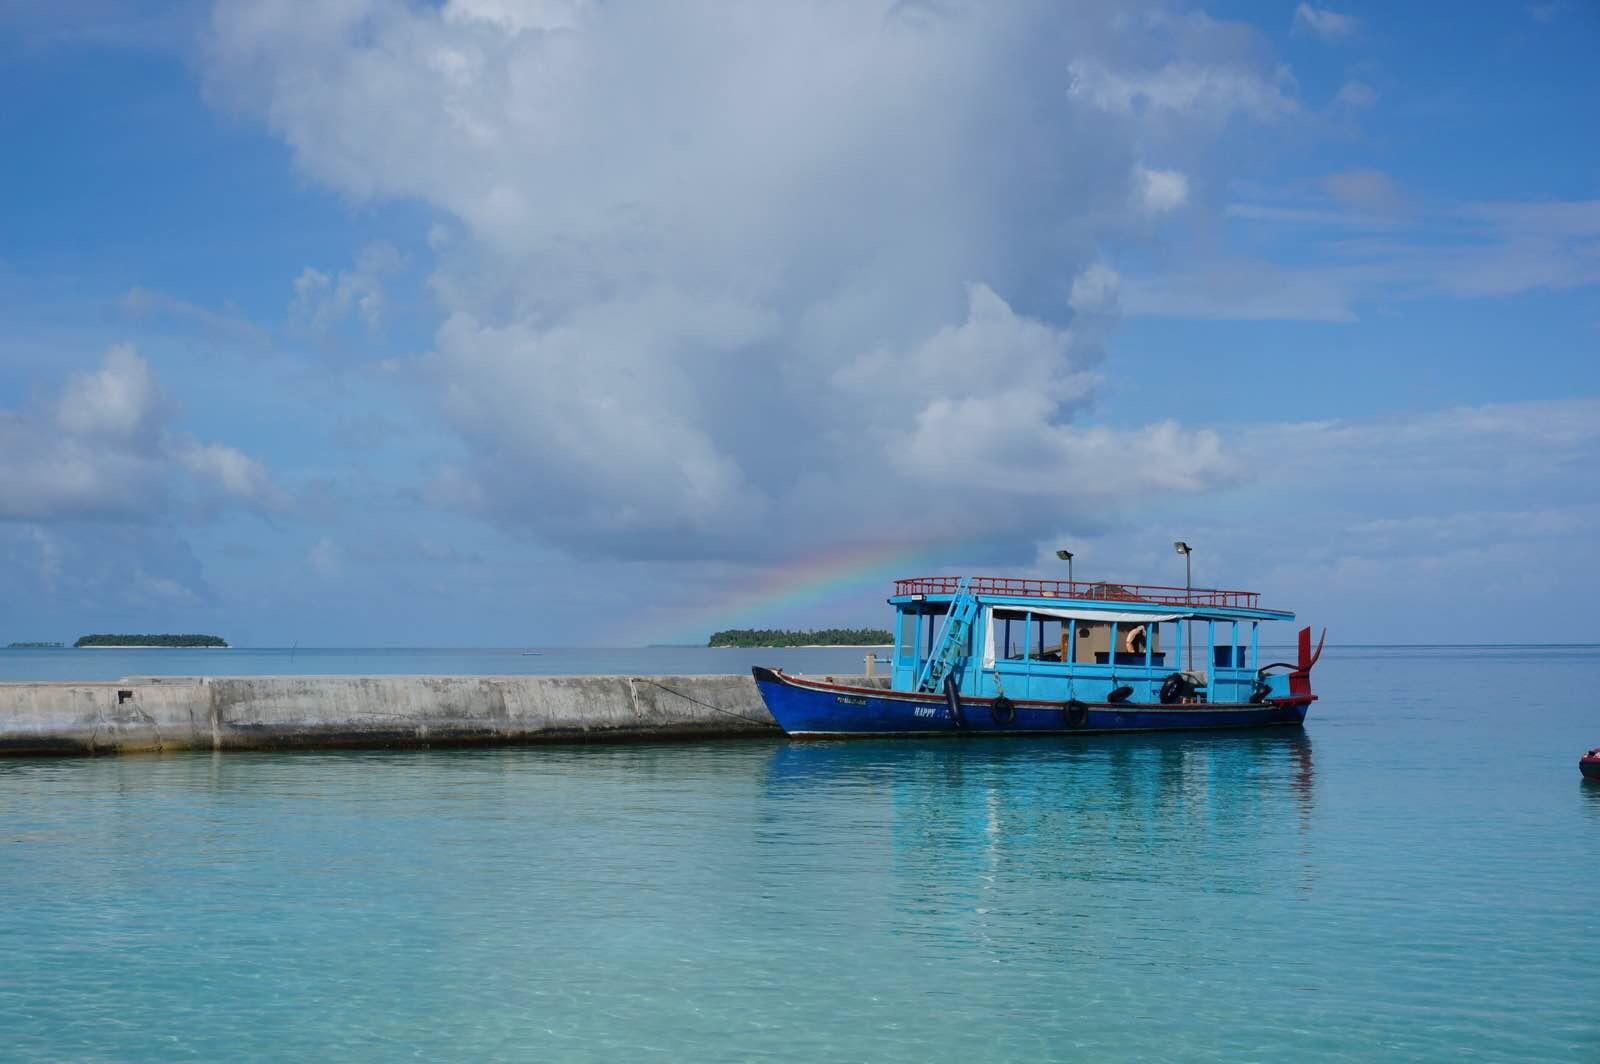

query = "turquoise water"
[2,646,1597,1060]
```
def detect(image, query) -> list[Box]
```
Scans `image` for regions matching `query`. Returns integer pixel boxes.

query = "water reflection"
[765,730,1314,805]
[761,731,1317,905]
[1580,777,1600,816]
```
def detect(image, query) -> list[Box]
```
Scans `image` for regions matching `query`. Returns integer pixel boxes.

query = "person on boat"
[1124,624,1148,656]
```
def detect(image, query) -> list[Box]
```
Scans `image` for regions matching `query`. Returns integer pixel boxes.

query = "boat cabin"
[889,575,1296,705]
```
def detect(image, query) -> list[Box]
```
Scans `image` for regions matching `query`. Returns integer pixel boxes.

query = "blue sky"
[1,1,1596,647]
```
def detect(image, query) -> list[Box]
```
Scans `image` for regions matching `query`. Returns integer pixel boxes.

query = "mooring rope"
[630,678,776,728]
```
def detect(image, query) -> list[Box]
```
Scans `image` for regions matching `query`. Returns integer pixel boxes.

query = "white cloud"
[1121,259,1356,322]
[426,286,774,551]
[1293,4,1358,41]
[1069,60,1296,123]
[0,522,216,614]
[1226,399,1600,623]
[1038,398,1600,642]
[894,403,1229,497]
[1407,199,1600,298]
[1069,263,1121,316]
[1334,80,1378,109]
[1224,203,1394,227]
[1150,189,1600,320]
[832,284,1095,416]
[176,439,290,509]
[1238,399,1600,491]
[0,417,153,521]
[289,242,405,336]
[204,1,1298,559]
[54,343,163,440]
[0,345,289,521]
[1462,199,1600,238]
[135,572,203,604]
[828,285,1230,521]
[1323,169,1403,214]
[442,0,589,34]
[1133,165,1190,213]
[119,287,272,346]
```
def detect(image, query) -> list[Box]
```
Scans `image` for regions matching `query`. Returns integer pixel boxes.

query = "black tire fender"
[1063,699,1089,728]
[943,673,964,726]
[1159,673,1190,705]
[990,695,1016,726]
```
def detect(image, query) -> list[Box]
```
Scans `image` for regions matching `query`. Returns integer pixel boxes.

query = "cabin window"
[1071,620,1168,666]
[923,606,950,656]
[1026,617,1065,661]
[1144,622,1167,667]
[988,613,1170,668]
[896,609,919,662]
[1211,620,1246,669]
[991,609,1038,660]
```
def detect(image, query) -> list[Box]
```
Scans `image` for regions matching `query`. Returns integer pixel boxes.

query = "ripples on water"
[1,647,1597,1061]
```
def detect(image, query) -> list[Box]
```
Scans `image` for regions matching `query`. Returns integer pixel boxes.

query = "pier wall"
[0,673,883,755]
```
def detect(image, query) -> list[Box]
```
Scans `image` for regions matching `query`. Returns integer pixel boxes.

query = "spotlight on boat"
[1173,541,1194,666]
[1055,549,1074,585]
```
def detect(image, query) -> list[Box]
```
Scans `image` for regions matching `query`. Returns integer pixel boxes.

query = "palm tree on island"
[708,628,891,648]
[73,634,230,648]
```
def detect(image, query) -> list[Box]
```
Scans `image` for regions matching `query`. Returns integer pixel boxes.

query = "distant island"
[74,634,230,648]
[709,627,891,648]
[7,641,64,649]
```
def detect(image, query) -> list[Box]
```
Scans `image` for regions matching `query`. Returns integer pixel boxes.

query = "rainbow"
[618,537,998,647]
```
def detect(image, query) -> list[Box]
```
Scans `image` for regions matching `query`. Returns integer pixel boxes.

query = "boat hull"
[753,667,1313,738]
[1582,751,1600,781]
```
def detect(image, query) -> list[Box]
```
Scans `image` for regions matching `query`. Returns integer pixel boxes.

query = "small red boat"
[1582,748,1600,781]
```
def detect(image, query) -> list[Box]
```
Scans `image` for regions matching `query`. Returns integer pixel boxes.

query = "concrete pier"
[0,673,882,756]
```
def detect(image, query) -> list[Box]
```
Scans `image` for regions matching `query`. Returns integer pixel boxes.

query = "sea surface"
[1,645,1597,1061]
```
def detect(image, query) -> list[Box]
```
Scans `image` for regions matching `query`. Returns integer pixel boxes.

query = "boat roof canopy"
[890,575,1295,622]
[1012,607,1188,625]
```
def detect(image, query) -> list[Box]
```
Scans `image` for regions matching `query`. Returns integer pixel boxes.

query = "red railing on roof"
[893,575,1261,610]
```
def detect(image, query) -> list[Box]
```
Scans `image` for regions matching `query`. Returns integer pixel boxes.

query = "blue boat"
[753,573,1322,738]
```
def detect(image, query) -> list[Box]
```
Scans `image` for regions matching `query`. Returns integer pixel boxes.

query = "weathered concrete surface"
[0,673,887,756]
